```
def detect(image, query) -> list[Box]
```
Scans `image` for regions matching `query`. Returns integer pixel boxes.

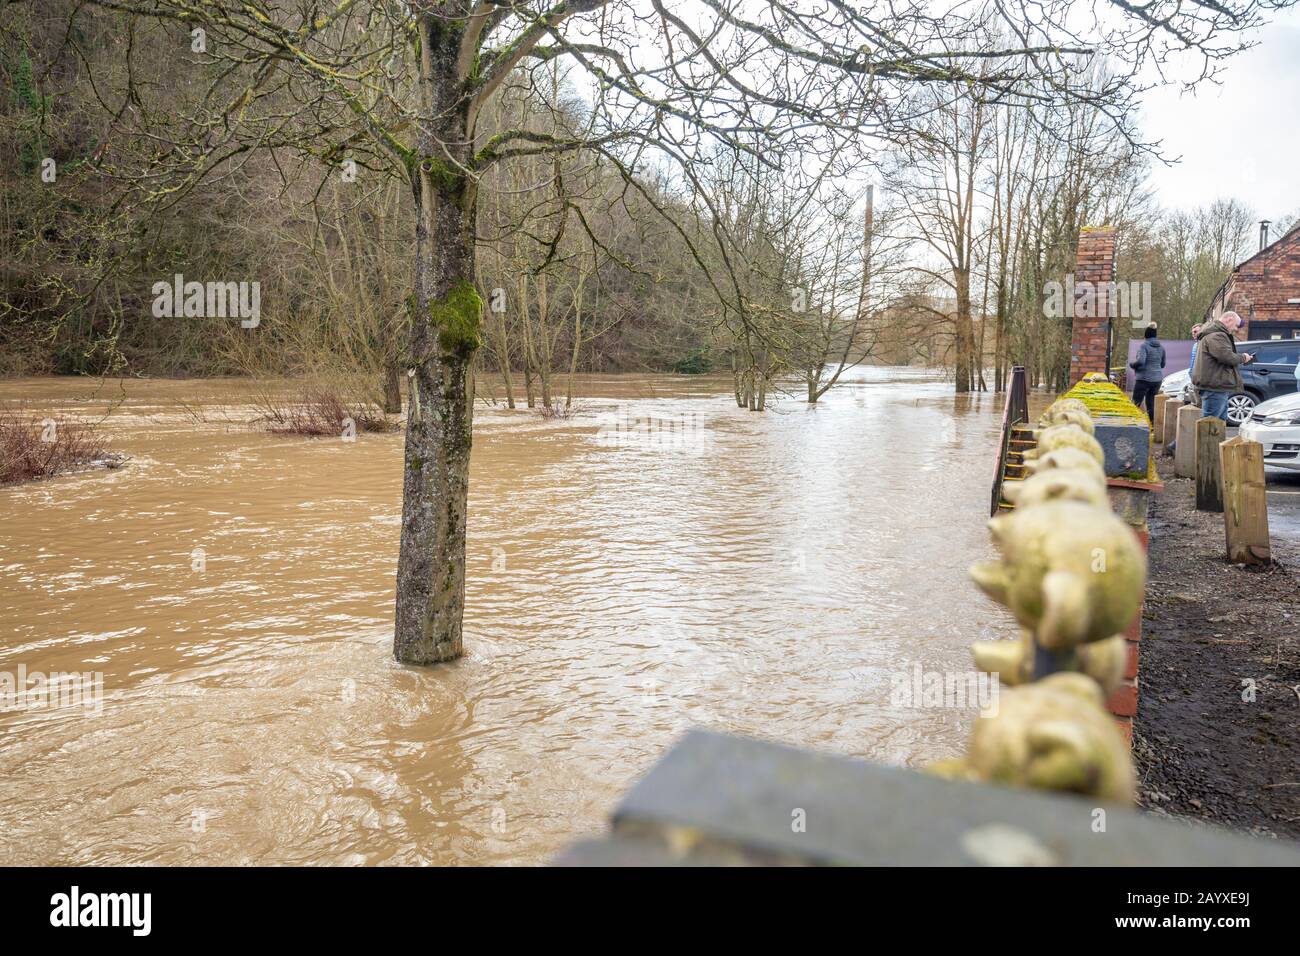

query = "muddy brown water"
[0,369,1017,865]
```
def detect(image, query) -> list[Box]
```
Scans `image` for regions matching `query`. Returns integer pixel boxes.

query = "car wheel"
[1227,392,1257,426]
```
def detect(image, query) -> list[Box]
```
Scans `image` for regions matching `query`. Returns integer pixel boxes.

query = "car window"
[1250,344,1300,364]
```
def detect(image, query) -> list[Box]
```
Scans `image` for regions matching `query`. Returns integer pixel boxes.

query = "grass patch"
[0,413,124,485]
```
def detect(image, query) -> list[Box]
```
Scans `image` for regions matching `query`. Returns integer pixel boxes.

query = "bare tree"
[887,78,993,392]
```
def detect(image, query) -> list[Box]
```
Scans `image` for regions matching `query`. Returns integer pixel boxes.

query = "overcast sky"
[1139,8,1300,229]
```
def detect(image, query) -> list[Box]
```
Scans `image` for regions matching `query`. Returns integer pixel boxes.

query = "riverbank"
[1134,476,1300,839]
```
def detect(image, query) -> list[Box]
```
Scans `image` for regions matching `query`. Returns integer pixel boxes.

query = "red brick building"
[1206,223,1300,338]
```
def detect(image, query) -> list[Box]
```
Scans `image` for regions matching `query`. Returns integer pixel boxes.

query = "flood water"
[0,369,1017,865]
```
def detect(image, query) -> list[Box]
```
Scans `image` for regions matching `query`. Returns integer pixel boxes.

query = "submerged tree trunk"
[394,20,481,665]
[519,275,537,408]
[566,277,584,410]
[955,267,973,393]
[500,361,517,409]
[994,276,1007,393]
[535,273,553,411]
[479,261,516,408]
[496,326,517,409]
[383,359,403,415]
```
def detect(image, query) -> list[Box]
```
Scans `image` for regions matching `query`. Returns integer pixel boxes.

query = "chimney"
[1260,220,1272,251]
[1068,227,1117,386]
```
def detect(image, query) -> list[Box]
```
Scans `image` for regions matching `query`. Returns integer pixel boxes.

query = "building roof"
[1205,221,1300,321]
[1241,220,1300,270]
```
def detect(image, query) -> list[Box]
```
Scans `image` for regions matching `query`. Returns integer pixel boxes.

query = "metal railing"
[990,366,1028,516]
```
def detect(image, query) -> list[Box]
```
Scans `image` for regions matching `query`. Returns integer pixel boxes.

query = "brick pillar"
[1068,227,1117,387]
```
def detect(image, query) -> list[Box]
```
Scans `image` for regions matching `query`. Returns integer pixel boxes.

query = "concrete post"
[1195,417,1225,512]
[1175,404,1199,477]
[1161,399,1182,453]
[1220,437,1271,565]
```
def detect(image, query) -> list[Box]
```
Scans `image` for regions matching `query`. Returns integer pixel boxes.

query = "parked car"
[1159,368,1189,400]
[1238,391,1300,470]
[1238,337,1300,409]
[1157,339,1299,426]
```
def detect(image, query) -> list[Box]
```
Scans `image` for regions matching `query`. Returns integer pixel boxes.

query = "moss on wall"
[1062,379,1160,482]
[1062,380,1146,425]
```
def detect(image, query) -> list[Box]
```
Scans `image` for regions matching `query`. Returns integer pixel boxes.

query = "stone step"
[556,730,1300,866]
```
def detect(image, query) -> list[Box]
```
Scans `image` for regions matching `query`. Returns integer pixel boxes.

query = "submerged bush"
[253,387,396,437]
[0,413,121,485]
[537,401,582,420]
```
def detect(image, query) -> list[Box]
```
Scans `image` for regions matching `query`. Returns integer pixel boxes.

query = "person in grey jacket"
[1129,324,1166,420]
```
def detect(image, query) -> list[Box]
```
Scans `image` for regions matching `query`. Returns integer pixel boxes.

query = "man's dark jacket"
[1191,320,1245,392]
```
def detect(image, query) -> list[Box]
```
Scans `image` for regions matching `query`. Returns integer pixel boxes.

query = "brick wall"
[1210,224,1300,330]
[1069,227,1117,386]
[1106,526,1148,742]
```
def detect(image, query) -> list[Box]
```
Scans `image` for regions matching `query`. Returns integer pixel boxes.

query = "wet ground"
[1135,476,1300,839]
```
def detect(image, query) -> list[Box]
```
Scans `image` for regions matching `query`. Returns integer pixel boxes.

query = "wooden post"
[1195,417,1225,512]
[1174,404,1199,478]
[1220,437,1270,565]
[1161,399,1182,454]
[1153,393,1169,443]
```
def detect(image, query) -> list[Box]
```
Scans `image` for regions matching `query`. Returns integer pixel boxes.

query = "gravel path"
[1134,476,1300,839]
